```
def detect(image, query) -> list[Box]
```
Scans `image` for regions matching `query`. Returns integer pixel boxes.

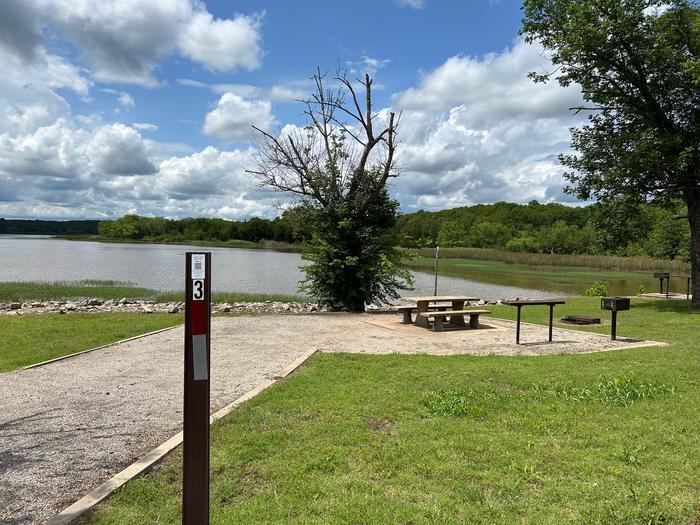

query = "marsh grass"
[405,247,689,273]
[0,280,306,304]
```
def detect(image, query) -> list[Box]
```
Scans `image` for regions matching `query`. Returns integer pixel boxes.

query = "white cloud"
[87,124,155,175]
[177,78,306,101]
[132,122,158,131]
[203,93,276,142]
[0,45,91,134]
[0,115,282,219]
[0,0,264,87]
[118,92,135,107]
[178,11,262,72]
[347,55,391,77]
[395,0,425,8]
[390,39,584,210]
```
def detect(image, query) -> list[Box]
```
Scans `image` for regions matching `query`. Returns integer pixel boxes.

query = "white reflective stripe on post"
[192,335,208,380]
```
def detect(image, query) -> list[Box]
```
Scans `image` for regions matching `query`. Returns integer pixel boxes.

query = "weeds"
[425,375,674,419]
[531,375,675,407]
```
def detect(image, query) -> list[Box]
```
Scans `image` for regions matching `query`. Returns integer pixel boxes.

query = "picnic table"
[401,295,480,329]
[502,299,566,344]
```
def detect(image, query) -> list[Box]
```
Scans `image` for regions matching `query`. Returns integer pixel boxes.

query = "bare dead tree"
[247,68,400,212]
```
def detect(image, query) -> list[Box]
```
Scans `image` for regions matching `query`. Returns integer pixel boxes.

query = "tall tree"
[248,69,412,310]
[521,0,700,306]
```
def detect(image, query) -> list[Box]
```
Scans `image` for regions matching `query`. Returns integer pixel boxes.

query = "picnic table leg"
[415,301,430,329]
[402,310,413,324]
[449,300,466,328]
[548,304,554,342]
[516,306,521,344]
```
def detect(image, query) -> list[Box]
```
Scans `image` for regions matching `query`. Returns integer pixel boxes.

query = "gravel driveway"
[0,313,661,524]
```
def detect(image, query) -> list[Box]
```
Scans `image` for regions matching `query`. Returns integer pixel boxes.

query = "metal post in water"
[433,245,440,296]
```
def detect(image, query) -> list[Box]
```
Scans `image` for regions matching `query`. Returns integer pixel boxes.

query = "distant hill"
[0,218,100,235]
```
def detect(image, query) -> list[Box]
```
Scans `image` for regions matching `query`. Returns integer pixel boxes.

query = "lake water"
[0,236,564,300]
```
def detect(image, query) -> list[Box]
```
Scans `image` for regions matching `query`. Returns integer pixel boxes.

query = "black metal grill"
[600,297,630,311]
[601,296,630,340]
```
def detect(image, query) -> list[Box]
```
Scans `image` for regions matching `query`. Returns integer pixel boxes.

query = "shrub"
[585,282,608,296]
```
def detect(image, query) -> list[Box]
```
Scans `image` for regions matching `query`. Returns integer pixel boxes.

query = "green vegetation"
[522,0,700,307]
[406,246,690,273]
[0,313,182,372]
[407,255,688,296]
[394,200,690,261]
[97,214,309,245]
[94,199,692,266]
[80,297,700,524]
[251,71,411,311]
[584,282,608,297]
[0,280,306,304]
[0,218,99,235]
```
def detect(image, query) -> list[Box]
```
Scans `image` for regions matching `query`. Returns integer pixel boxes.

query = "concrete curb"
[44,348,318,525]
[24,325,182,370]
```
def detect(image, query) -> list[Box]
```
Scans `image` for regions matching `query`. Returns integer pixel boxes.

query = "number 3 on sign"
[192,280,204,300]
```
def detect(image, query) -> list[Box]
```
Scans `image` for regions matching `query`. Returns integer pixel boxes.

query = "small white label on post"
[191,254,205,279]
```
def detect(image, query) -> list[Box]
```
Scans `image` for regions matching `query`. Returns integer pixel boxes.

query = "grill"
[600,297,630,311]
[600,296,630,340]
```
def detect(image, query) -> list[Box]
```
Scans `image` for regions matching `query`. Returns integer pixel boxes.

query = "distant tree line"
[96,199,690,262]
[97,208,312,245]
[0,218,99,235]
[393,200,690,261]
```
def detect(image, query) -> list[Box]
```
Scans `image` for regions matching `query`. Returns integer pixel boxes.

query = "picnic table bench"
[418,309,491,331]
[392,302,455,324]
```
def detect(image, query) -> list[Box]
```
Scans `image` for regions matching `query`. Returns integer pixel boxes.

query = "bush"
[585,282,608,296]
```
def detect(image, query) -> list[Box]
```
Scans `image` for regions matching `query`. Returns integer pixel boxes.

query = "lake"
[0,236,564,300]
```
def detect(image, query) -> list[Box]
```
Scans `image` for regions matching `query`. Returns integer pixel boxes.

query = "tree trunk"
[686,188,700,308]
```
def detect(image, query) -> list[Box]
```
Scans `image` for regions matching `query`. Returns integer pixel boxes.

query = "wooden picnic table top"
[402,295,480,303]
[502,299,566,306]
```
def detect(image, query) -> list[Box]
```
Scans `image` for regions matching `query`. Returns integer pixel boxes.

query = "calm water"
[0,236,564,300]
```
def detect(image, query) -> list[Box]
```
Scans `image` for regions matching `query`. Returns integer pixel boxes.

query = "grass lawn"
[0,280,305,304]
[408,256,686,296]
[0,313,183,372]
[79,297,700,524]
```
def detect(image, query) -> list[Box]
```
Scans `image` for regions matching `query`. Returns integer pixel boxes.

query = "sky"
[0,0,586,221]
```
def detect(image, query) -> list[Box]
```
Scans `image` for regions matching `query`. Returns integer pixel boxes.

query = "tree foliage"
[248,69,412,310]
[521,0,700,304]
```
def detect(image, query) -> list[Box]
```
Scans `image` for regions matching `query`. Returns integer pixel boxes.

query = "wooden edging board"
[24,325,182,370]
[44,348,318,525]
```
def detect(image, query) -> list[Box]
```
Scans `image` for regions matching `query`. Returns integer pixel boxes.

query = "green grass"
[0,313,183,372]
[405,247,690,273]
[80,297,700,524]
[409,255,691,296]
[0,280,306,304]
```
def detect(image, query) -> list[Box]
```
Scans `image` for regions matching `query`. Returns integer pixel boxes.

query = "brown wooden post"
[183,252,211,525]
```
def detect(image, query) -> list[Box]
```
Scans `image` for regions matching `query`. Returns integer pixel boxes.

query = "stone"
[168,306,179,314]
[9,302,21,310]
[65,302,77,311]
[88,299,104,306]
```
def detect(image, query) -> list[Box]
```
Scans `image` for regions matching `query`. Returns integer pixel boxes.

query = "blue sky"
[0,0,583,220]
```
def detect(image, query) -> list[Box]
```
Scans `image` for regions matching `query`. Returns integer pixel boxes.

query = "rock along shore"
[0,298,323,316]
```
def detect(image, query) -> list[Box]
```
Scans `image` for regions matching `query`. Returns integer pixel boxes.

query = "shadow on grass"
[633,299,699,315]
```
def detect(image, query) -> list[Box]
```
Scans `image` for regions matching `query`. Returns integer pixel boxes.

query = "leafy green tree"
[522,0,700,305]
[249,69,412,310]
[437,221,470,247]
